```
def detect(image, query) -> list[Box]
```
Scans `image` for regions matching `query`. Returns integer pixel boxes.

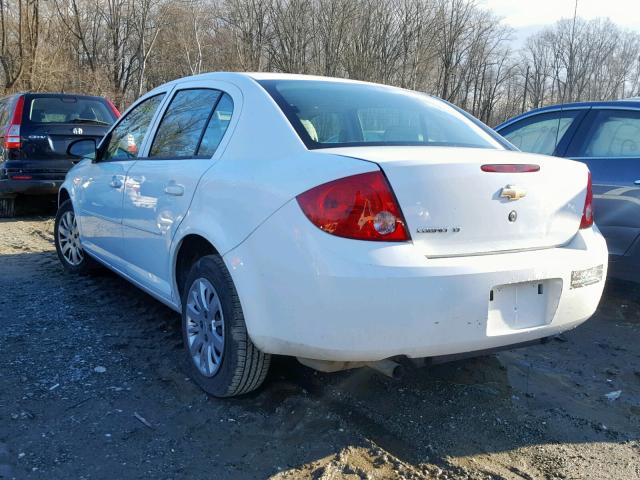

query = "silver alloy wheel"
[186,278,225,377]
[58,211,84,266]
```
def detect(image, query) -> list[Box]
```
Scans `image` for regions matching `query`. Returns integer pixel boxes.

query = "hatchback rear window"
[27,97,115,125]
[259,80,502,150]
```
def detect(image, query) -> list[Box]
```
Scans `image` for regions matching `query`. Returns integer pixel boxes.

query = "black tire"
[0,197,16,218]
[54,200,97,274]
[181,255,271,397]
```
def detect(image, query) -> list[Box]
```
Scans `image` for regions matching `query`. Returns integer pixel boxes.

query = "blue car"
[496,99,640,282]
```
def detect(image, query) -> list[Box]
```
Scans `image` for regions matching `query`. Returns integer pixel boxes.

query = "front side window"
[499,111,580,156]
[259,80,502,150]
[102,94,165,162]
[149,89,221,158]
[578,110,640,157]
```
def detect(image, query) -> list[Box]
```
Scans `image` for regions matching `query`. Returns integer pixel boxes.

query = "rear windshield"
[27,97,115,125]
[259,80,502,150]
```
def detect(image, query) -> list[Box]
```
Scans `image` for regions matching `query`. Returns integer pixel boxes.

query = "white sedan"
[55,73,607,397]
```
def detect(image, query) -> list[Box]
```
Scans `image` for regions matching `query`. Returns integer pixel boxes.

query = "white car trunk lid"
[322,147,589,257]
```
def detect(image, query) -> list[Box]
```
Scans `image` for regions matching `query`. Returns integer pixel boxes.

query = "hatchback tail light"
[4,95,24,150]
[296,171,410,241]
[106,98,121,118]
[580,171,594,229]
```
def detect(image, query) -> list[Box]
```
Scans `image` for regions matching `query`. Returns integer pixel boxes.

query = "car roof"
[23,92,109,100]
[496,99,640,130]
[0,92,110,102]
[165,71,378,84]
[145,71,416,97]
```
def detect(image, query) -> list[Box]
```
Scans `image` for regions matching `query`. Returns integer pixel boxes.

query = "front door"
[121,82,237,301]
[74,93,167,265]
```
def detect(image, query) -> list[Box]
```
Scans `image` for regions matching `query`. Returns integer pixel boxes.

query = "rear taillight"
[106,99,121,118]
[296,171,410,242]
[4,95,24,150]
[580,171,594,229]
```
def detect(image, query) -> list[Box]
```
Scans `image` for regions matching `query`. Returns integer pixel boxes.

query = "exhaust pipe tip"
[390,363,403,379]
[367,359,403,379]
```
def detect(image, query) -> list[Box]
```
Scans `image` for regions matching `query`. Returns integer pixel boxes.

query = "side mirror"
[68,138,97,162]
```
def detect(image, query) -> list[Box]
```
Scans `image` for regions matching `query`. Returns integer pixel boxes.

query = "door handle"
[634,180,640,185]
[109,176,122,188]
[164,183,184,196]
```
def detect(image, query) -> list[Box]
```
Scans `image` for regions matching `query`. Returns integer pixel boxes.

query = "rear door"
[121,81,238,301]
[565,107,640,257]
[74,93,167,265]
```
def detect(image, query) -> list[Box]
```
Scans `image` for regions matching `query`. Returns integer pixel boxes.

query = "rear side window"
[499,111,580,155]
[149,89,222,158]
[578,110,640,157]
[197,93,234,157]
[102,94,165,162]
[27,97,115,125]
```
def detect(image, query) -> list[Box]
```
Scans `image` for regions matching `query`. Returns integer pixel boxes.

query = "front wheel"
[54,200,96,274]
[182,255,271,397]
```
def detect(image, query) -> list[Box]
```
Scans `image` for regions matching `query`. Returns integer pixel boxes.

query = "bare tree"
[1,0,638,125]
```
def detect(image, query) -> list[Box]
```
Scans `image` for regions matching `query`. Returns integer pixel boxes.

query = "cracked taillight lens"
[296,171,410,242]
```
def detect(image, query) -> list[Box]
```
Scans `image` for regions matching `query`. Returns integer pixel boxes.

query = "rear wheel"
[181,255,270,397]
[0,197,16,218]
[54,200,96,274]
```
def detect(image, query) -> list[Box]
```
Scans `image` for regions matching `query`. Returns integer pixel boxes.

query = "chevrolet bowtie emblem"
[500,185,527,201]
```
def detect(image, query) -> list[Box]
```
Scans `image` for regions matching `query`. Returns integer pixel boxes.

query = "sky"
[481,0,640,45]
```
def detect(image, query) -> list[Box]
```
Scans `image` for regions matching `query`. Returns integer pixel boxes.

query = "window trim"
[145,87,223,161]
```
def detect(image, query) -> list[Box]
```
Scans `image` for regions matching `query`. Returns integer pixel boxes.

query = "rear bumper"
[225,200,608,362]
[1,159,70,196]
[0,179,62,196]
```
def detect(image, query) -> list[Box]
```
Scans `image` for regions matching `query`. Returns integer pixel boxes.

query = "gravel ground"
[0,215,639,480]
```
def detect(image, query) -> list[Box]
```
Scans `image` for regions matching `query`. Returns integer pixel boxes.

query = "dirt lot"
[0,215,639,480]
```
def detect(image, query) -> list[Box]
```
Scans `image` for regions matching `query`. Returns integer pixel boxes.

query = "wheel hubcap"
[186,278,224,377]
[58,211,84,266]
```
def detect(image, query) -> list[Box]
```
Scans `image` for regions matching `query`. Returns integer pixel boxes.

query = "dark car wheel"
[54,200,97,274]
[182,255,271,397]
[0,197,16,218]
